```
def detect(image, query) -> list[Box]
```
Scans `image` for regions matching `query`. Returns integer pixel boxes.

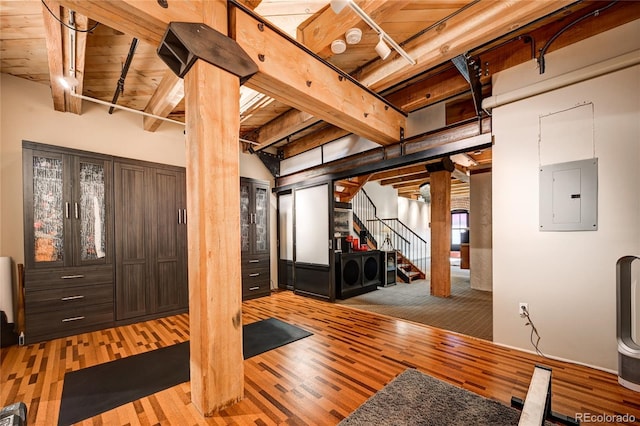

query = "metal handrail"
[351,189,428,276]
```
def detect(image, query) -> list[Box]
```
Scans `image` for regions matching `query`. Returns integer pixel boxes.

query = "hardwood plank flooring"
[2,290,639,425]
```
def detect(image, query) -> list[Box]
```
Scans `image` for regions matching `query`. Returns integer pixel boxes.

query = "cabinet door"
[240,179,252,254]
[23,149,69,269]
[253,182,269,255]
[149,169,187,313]
[114,163,149,320]
[71,155,112,266]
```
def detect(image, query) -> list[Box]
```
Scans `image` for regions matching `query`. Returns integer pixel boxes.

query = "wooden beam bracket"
[158,22,258,83]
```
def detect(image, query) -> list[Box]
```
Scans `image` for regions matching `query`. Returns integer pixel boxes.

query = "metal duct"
[482,49,640,111]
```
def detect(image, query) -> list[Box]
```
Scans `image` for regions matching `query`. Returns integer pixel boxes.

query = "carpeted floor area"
[337,265,493,341]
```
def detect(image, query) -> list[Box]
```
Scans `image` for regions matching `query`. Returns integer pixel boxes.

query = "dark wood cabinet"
[22,141,188,343]
[240,177,270,300]
[114,160,188,321]
[22,142,114,343]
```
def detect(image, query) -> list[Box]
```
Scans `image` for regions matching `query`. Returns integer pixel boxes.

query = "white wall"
[470,172,492,291]
[397,197,430,259]
[363,181,397,219]
[491,21,640,371]
[1,74,277,286]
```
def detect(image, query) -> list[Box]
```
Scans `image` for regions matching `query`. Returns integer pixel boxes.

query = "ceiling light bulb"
[331,39,347,54]
[345,28,362,45]
[375,36,391,60]
[330,0,350,14]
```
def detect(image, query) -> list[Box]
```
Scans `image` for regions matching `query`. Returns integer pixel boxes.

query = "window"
[451,209,469,251]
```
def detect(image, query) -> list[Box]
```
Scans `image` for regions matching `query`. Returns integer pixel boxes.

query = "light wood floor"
[2,290,639,425]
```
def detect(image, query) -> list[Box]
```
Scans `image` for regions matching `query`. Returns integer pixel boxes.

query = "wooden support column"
[186,60,244,416]
[429,164,452,298]
[185,1,243,416]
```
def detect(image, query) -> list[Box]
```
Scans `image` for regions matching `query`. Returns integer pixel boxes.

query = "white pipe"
[482,49,640,110]
[69,91,185,126]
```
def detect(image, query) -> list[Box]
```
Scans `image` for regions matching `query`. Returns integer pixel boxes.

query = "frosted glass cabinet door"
[78,161,107,261]
[239,177,270,256]
[31,154,65,265]
[254,186,268,253]
[23,146,113,268]
[240,182,251,253]
[73,156,112,266]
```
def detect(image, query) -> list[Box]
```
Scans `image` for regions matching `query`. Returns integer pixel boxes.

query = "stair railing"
[378,218,428,274]
[352,189,378,248]
[352,189,428,275]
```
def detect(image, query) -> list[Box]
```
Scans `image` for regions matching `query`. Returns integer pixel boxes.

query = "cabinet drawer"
[26,302,114,339]
[242,281,270,298]
[242,268,269,283]
[25,282,113,314]
[242,254,270,270]
[25,266,113,290]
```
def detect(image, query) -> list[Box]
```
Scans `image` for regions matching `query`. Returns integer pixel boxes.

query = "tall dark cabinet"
[22,141,188,344]
[240,177,270,300]
[22,142,114,343]
[114,160,188,321]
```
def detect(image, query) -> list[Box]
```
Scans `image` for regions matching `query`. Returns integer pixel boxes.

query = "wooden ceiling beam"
[253,108,316,150]
[274,1,638,152]
[139,0,263,132]
[57,0,203,46]
[370,164,426,181]
[42,0,66,112]
[382,171,430,186]
[66,12,87,114]
[59,0,406,145]
[143,69,184,132]
[283,125,350,158]
[297,0,411,58]
[42,1,88,114]
[231,6,406,146]
[358,0,575,92]
[257,1,410,154]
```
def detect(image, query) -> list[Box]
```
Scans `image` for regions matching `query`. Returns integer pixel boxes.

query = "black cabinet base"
[336,283,379,300]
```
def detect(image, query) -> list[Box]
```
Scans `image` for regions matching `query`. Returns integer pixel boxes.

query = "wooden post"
[430,169,451,297]
[185,0,244,416]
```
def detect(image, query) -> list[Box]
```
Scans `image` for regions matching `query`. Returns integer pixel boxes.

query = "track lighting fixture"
[375,35,391,60]
[330,0,415,65]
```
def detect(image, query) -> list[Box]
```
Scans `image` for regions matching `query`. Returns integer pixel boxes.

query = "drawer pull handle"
[248,260,260,263]
[62,316,85,322]
[249,286,260,291]
[61,295,85,301]
[61,274,85,279]
[249,273,260,277]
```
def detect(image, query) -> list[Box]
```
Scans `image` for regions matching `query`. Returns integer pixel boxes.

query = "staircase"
[349,189,428,283]
[396,252,426,283]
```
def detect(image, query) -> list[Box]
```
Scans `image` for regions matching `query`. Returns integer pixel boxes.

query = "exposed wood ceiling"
[2,0,639,199]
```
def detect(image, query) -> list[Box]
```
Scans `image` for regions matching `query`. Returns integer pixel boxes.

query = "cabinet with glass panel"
[22,141,113,343]
[240,177,270,300]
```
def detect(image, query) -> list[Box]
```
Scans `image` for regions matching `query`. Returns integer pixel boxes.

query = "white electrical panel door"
[539,158,598,231]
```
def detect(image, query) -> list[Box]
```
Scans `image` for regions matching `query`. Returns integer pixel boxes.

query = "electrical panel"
[539,158,598,231]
